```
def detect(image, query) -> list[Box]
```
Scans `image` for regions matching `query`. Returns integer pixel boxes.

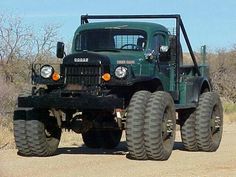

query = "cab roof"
[75,21,168,34]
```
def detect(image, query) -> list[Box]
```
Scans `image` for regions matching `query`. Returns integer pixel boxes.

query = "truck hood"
[63,50,144,66]
[95,50,144,65]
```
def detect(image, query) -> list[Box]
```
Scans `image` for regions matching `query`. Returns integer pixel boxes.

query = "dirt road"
[0,123,236,177]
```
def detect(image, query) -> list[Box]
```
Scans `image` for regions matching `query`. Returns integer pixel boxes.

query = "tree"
[0,14,60,83]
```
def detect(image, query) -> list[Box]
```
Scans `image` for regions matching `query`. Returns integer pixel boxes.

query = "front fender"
[107,76,163,91]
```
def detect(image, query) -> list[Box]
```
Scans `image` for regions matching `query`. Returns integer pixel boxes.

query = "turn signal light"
[102,73,111,81]
[52,72,60,81]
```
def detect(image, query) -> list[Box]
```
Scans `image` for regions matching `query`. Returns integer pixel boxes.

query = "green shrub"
[223,102,236,114]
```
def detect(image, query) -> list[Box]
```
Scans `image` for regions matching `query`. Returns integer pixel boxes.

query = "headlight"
[40,65,54,79]
[115,66,128,79]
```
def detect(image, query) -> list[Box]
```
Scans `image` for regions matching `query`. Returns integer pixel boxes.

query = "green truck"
[13,15,223,160]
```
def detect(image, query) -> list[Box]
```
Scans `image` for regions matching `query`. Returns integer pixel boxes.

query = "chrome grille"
[65,65,101,86]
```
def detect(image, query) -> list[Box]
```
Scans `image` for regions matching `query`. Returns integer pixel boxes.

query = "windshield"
[75,29,147,51]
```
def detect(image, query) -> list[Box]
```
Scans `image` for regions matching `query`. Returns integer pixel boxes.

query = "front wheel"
[27,109,61,156]
[195,92,223,152]
[14,109,61,157]
[13,109,31,156]
[26,119,61,156]
[144,91,176,160]
[126,90,151,160]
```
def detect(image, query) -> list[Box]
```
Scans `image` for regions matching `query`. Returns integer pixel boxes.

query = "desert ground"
[0,123,236,177]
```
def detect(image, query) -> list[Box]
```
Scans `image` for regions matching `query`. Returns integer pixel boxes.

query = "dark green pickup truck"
[13,15,223,160]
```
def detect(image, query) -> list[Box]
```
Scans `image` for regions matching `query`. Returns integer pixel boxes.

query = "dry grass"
[223,102,236,123]
[0,117,15,150]
[224,112,236,123]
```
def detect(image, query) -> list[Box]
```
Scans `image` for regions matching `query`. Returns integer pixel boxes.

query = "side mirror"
[144,49,157,61]
[56,42,65,59]
[160,45,169,53]
[159,45,170,62]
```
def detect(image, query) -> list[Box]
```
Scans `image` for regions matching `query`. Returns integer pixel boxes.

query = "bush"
[208,48,236,103]
[0,116,15,150]
[0,78,18,115]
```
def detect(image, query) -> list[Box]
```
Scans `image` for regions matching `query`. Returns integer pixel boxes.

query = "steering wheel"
[120,44,139,50]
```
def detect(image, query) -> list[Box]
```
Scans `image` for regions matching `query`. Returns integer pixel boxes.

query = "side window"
[152,34,165,53]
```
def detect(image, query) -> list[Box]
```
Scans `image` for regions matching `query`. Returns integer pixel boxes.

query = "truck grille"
[65,65,101,86]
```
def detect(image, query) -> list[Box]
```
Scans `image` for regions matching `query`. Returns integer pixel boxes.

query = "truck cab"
[14,15,223,161]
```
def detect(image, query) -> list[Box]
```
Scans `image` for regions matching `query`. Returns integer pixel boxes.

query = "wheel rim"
[45,129,52,138]
[210,104,222,143]
[45,129,56,142]
[161,106,174,150]
[44,120,61,145]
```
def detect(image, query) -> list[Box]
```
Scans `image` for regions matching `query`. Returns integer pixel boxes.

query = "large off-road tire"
[82,129,122,149]
[126,90,151,160]
[144,91,176,160]
[14,90,32,156]
[26,109,61,156]
[179,110,198,151]
[195,92,223,152]
[82,130,101,148]
[13,110,31,156]
[99,130,122,149]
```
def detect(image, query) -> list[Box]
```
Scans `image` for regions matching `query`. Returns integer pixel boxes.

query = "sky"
[1,0,236,52]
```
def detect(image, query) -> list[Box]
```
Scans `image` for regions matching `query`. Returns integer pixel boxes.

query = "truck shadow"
[55,141,185,156]
[55,141,128,156]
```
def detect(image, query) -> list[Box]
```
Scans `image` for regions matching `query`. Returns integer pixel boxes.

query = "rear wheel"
[126,90,151,160]
[144,91,176,160]
[82,130,101,148]
[82,129,122,149]
[82,111,122,149]
[195,92,223,151]
[100,130,122,149]
[179,110,198,151]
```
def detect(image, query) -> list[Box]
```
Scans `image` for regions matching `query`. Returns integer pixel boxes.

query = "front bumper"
[18,93,124,110]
